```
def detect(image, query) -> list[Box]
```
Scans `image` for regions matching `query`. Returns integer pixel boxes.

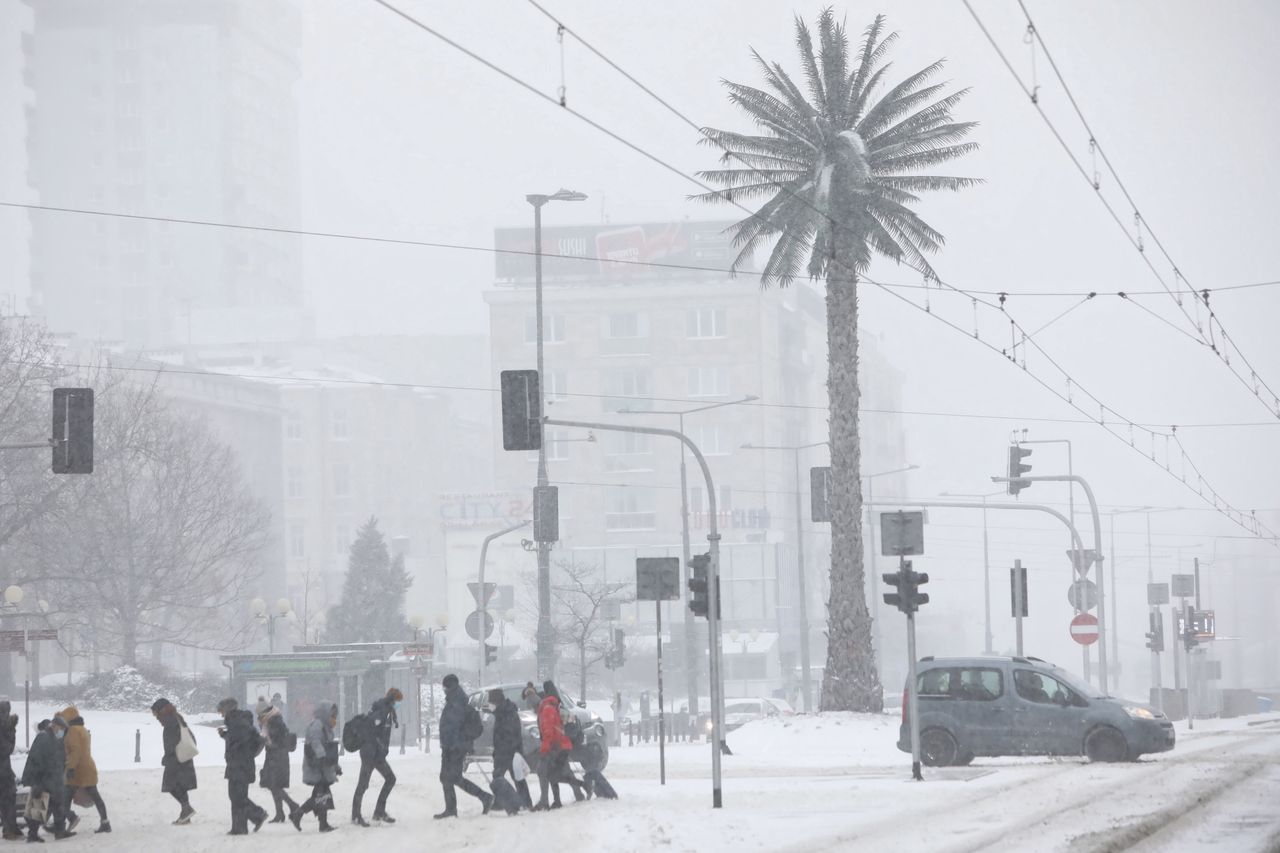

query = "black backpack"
[564,718,585,747]
[461,705,484,742]
[342,713,368,752]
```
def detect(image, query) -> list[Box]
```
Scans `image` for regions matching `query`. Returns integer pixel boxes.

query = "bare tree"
[523,560,632,700]
[15,376,271,665]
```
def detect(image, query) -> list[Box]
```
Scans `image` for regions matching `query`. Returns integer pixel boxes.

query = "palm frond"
[750,49,815,120]
[792,14,828,113]
[847,63,892,127]
[724,82,819,146]
[845,14,897,123]
[816,9,851,123]
[876,142,980,173]
[857,60,947,137]
[871,122,980,162]
[760,217,817,287]
[858,81,950,138]
[874,174,983,193]
[865,90,973,150]
[697,128,811,161]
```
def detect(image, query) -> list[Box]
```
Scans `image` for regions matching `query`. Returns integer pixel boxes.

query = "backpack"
[461,705,484,742]
[564,718,585,748]
[342,713,368,752]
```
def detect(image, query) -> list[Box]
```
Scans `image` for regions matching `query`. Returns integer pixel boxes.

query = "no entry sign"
[1069,612,1099,646]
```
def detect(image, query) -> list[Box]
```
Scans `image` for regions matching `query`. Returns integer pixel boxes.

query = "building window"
[602,312,649,355]
[604,488,656,531]
[335,524,353,556]
[545,369,568,404]
[690,485,734,513]
[286,465,303,499]
[331,408,350,440]
[687,366,730,397]
[528,428,572,463]
[288,521,306,558]
[333,463,351,498]
[602,368,653,412]
[687,307,727,339]
[601,430,653,472]
[525,313,565,344]
[284,411,302,441]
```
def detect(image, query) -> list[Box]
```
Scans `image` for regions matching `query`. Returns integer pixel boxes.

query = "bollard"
[134,729,141,763]
[399,720,406,755]
[628,721,633,747]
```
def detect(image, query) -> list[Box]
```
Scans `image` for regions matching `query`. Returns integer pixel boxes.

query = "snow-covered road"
[15,704,1280,852]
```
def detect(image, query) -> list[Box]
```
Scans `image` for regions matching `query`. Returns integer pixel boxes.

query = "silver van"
[898,655,1175,765]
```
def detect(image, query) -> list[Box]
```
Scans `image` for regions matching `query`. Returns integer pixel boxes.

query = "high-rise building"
[22,0,310,348]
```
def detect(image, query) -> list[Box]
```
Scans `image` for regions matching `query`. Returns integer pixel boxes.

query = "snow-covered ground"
[7,703,1280,851]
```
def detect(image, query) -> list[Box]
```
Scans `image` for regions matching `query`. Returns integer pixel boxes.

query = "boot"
[432,810,457,820]
[288,810,303,832]
[480,792,493,815]
[174,804,195,826]
[24,819,41,843]
[372,811,396,824]
[317,811,336,833]
[351,815,370,828]
[95,821,112,834]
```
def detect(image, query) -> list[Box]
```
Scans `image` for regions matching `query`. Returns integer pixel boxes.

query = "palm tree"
[694,10,979,711]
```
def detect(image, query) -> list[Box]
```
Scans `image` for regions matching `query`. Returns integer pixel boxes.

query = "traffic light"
[1183,604,1198,652]
[688,552,710,618]
[1007,445,1032,496]
[884,560,930,614]
[52,388,94,474]
[485,643,498,665]
[1145,610,1164,653]
[613,627,626,666]
[500,369,541,451]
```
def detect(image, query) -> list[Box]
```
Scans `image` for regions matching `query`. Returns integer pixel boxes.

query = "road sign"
[465,609,495,641]
[879,510,925,556]
[467,582,497,606]
[402,643,434,659]
[636,557,681,601]
[1010,565,1028,617]
[1069,612,1099,645]
[0,634,23,653]
[1171,574,1195,598]
[1066,579,1098,612]
[810,467,831,523]
[1147,583,1170,606]
[1066,549,1097,577]
[1179,609,1216,641]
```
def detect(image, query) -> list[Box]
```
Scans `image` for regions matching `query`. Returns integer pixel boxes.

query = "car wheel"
[1084,726,1129,763]
[920,728,959,767]
[955,750,975,767]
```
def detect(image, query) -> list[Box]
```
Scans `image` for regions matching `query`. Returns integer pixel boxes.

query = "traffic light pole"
[545,416,726,808]
[656,599,666,786]
[903,557,923,782]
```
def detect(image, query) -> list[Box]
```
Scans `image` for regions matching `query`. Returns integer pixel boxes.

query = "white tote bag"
[175,721,199,763]
[511,751,531,782]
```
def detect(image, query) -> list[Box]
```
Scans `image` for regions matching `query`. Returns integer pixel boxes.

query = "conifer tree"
[324,517,412,642]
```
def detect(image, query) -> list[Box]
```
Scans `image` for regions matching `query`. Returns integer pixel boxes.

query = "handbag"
[511,751,530,782]
[175,722,199,762]
[24,792,49,823]
[72,788,94,808]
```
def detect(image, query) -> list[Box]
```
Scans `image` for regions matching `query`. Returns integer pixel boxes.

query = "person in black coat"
[351,687,401,826]
[433,674,491,819]
[255,699,297,823]
[489,688,533,809]
[21,715,72,841]
[0,702,21,840]
[217,698,269,835]
[152,698,197,825]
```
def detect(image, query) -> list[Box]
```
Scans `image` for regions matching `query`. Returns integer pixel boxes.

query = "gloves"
[335,766,343,777]
[30,785,43,798]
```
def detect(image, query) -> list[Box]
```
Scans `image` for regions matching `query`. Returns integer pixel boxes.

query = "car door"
[1011,669,1086,754]
[949,665,1014,755]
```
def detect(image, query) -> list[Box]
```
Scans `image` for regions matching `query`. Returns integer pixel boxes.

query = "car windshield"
[725,701,761,714]
[471,685,579,711]
[1047,667,1105,699]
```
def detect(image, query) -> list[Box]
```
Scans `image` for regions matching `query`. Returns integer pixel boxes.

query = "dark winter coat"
[0,701,16,780]
[21,729,65,795]
[302,703,339,787]
[159,708,198,793]
[61,704,98,787]
[491,697,524,759]
[438,684,473,751]
[221,708,263,784]
[537,695,571,755]
[361,696,397,760]
[258,709,291,790]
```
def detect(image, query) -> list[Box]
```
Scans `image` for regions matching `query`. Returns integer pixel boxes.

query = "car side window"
[955,667,1003,701]
[1014,669,1075,706]
[917,668,954,698]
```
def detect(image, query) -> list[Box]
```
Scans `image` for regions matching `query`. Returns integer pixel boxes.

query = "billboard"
[493,220,745,283]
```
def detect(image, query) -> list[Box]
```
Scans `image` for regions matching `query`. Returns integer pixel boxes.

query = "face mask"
[55,729,65,740]
[393,702,401,710]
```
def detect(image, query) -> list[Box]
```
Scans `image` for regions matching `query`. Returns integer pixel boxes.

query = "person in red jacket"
[533,681,583,810]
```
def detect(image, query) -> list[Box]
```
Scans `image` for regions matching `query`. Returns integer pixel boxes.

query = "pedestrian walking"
[20,714,73,841]
[151,698,198,825]
[351,687,401,827]
[290,702,341,833]
[433,674,491,819]
[217,697,268,835]
[0,701,22,840]
[533,680,583,810]
[489,688,533,809]
[255,698,298,823]
[61,704,110,833]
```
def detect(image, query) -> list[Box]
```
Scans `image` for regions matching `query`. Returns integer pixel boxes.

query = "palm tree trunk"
[819,235,883,713]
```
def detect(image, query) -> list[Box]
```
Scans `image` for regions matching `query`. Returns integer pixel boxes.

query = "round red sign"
[1070,612,1099,646]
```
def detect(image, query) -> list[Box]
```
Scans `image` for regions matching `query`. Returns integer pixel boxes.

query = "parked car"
[467,683,610,771]
[898,655,1175,766]
[762,697,797,717]
[723,697,784,732]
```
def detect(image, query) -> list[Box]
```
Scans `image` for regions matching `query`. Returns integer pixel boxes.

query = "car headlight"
[704,719,714,732]
[527,725,541,739]
[1124,706,1155,720]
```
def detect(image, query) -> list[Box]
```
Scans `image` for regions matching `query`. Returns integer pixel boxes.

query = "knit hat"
[216,697,239,715]
[442,673,459,689]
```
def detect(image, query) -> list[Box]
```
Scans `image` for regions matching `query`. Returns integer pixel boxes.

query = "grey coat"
[302,703,339,786]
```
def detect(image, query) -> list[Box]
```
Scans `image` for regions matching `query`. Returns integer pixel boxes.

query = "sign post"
[637,556,681,786]
[1147,582,1169,714]
[1010,560,1028,656]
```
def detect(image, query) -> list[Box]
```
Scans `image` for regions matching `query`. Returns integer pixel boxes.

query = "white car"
[723,698,784,732]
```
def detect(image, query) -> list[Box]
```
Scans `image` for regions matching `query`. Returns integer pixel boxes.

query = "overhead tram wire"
[963,0,1280,421]
[508,0,1277,542]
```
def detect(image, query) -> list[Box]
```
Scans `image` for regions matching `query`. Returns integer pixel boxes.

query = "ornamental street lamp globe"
[4,585,23,607]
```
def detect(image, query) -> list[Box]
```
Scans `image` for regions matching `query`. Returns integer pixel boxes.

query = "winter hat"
[255,698,272,716]
[37,719,49,731]
[49,715,67,730]
[543,680,560,700]
[151,698,172,714]
[488,688,505,705]
[216,697,239,715]
[442,673,459,689]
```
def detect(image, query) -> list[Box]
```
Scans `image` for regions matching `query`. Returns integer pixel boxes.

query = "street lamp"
[939,490,1004,655]
[741,439,826,712]
[864,464,920,670]
[528,187,588,682]
[251,597,293,654]
[618,394,757,720]
[416,613,448,752]
[2,586,34,746]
